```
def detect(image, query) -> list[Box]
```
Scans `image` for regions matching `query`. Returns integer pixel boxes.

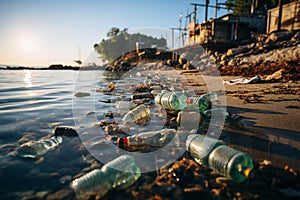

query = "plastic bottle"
[71,155,141,199]
[155,91,187,110]
[118,129,177,151]
[122,104,150,125]
[186,92,219,114]
[186,134,253,182]
[15,136,63,158]
[115,101,137,111]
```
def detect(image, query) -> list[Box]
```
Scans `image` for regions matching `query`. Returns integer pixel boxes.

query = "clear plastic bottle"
[186,134,224,167]
[71,155,141,199]
[186,92,219,114]
[122,104,150,125]
[186,134,253,182]
[118,129,177,151]
[155,91,187,110]
[115,100,137,111]
[15,136,63,158]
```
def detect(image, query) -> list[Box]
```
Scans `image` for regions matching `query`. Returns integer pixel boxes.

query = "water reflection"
[24,70,32,88]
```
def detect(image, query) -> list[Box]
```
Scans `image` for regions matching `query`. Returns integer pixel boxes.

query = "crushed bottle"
[117,129,177,151]
[186,134,253,182]
[14,136,63,158]
[122,104,150,125]
[71,155,141,199]
[155,91,187,110]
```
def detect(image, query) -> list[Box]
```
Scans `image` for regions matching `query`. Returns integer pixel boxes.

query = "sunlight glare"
[18,35,37,53]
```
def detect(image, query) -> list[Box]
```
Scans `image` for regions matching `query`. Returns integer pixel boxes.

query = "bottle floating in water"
[155,91,187,111]
[15,136,63,158]
[122,104,150,125]
[118,129,177,151]
[186,92,219,114]
[71,155,141,199]
[115,101,137,111]
[186,134,253,182]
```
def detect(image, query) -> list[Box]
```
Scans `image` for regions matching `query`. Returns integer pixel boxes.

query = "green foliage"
[94,27,167,62]
[225,0,278,16]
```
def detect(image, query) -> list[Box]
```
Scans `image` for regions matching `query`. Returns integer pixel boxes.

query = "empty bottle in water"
[155,91,187,110]
[122,104,150,125]
[15,136,63,158]
[186,92,219,114]
[71,155,141,199]
[115,100,137,111]
[186,134,253,182]
[118,129,177,151]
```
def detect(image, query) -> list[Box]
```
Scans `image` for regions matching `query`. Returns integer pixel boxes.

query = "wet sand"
[181,71,300,171]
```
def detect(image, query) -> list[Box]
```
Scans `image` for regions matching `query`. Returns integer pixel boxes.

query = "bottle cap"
[117,137,129,149]
[186,98,193,104]
[243,167,253,178]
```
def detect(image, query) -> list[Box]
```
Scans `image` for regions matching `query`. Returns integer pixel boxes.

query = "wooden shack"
[267,1,300,34]
[187,14,265,49]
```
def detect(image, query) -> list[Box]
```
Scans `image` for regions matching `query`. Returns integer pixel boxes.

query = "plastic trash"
[155,91,187,110]
[14,136,63,158]
[117,129,177,151]
[186,134,253,182]
[186,92,218,114]
[71,155,141,199]
[122,104,150,125]
[116,101,137,111]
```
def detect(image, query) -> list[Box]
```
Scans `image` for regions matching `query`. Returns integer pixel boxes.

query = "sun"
[18,35,37,53]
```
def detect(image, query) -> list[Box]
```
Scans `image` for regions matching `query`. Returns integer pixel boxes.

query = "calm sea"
[0,70,99,199]
[0,69,299,199]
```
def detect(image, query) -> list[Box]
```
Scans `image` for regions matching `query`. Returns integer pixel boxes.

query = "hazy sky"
[0,0,227,67]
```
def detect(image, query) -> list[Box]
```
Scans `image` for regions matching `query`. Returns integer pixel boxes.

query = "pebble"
[74,92,90,97]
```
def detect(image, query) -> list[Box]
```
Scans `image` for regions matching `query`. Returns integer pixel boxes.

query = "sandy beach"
[181,71,300,168]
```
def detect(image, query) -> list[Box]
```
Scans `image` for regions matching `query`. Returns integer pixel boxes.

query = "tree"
[94,27,167,62]
[225,0,278,16]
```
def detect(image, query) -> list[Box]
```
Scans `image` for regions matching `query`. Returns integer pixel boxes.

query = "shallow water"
[0,69,299,199]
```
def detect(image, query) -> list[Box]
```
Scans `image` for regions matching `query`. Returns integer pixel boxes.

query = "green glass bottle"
[186,92,219,114]
[186,134,253,182]
[155,91,187,110]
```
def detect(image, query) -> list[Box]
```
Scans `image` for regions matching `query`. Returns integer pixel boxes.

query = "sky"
[0,0,227,67]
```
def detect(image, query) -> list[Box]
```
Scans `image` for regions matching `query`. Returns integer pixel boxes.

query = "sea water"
[0,69,299,199]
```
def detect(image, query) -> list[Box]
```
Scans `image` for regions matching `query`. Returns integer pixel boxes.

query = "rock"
[266,30,293,43]
[74,92,90,98]
[46,189,74,200]
[265,69,283,81]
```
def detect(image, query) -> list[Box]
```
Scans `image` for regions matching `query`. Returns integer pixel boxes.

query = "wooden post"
[205,0,209,22]
[277,0,283,31]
